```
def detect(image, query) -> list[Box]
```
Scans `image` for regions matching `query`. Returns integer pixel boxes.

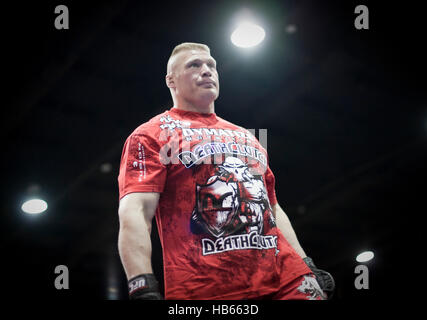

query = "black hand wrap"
[128,274,163,300]
[303,257,335,299]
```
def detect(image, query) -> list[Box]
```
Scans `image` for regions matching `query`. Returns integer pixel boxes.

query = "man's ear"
[166,73,175,89]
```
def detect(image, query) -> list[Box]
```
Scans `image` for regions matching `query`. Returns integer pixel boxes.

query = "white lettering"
[202,231,278,255]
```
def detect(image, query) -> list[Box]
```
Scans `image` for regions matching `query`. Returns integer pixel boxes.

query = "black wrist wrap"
[128,274,163,300]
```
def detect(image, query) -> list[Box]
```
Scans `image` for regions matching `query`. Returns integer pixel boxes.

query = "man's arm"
[273,203,307,259]
[118,192,160,280]
[273,202,336,298]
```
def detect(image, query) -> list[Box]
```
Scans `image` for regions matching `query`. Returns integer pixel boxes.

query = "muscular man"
[117,42,334,300]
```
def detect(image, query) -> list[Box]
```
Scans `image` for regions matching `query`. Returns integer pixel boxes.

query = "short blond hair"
[167,42,210,73]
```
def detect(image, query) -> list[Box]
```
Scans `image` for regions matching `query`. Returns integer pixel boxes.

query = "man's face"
[168,50,219,106]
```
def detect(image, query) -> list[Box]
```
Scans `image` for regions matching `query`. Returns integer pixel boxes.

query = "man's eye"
[190,63,200,68]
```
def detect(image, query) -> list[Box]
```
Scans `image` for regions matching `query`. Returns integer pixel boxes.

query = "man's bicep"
[272,203,279,218]
[272,202,287,220]
[119,192,160,223]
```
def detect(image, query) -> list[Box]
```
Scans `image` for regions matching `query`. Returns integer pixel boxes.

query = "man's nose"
[200,64,212,77]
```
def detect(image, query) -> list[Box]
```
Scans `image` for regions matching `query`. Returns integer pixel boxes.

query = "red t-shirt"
[118,107,310,299]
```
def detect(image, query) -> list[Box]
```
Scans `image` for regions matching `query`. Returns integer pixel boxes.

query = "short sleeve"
[265,165,278,206]
[118,130,167,200]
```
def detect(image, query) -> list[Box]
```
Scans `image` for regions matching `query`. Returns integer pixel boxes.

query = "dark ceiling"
[1,0,425,300]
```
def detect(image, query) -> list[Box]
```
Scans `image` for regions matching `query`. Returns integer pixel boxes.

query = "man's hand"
[128,274,163,300]
[303,257,335,299]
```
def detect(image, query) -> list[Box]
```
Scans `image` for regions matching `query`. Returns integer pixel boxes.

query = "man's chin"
[198,91,219,103]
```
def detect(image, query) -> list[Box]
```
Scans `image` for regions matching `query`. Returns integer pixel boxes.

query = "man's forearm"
[118,215,153,279]
[273,204,307,259]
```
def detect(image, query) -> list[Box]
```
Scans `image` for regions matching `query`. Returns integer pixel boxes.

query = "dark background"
[1,0,425,300]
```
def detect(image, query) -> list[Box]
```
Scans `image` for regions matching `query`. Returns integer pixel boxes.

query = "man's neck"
[174,100,215,114]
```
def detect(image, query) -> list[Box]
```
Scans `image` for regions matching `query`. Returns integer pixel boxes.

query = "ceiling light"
[356,250,374,263]
[21,198,48,215]
[231,21,265,48]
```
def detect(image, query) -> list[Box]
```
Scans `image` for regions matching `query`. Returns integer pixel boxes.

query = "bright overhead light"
[21,199,48,215]
[231,21,265,48]
[356,251,374,263]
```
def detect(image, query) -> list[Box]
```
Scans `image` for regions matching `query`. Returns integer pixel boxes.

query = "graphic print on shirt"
[190,156,278,256]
